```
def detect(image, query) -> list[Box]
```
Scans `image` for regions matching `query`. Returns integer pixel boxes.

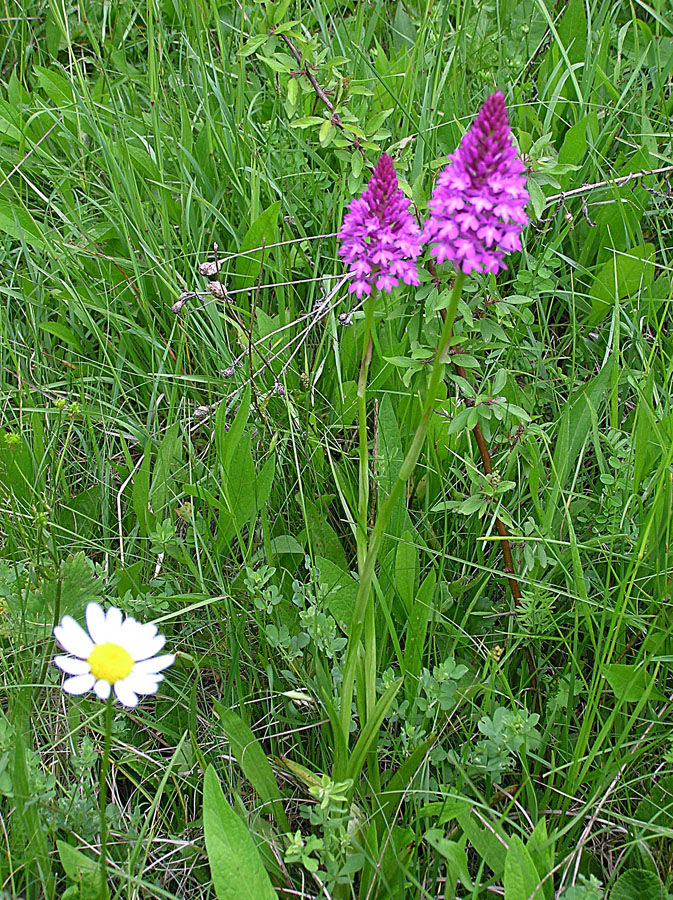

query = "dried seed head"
[208,281,228,300]
[198,260,223,277]
[172,291,196,314]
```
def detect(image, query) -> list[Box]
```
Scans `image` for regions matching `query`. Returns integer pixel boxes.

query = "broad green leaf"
[112,142,162,181]
[603,664,665,703]
[611,870,664,900]
[213,703,289,831]
[559,115,589,168]
[45,5,63,56]
[234,201,281,293]
[151,422,182,517]
[545,358,614,530]
[634,775,673,833]
[269,534,304,556]
[254,452,276,509]
[131,447,153,538]
[34,65,75,106]
[203,766,276,900]
[318,119,335,146]
[526,819,554,900]
[504,834,544,900]
[49,553,104,620]
[378,735,436,826]
[419,798,473,825]
[238,34,268,57]
[258,54,292,74]
[404,569,435,703]
[39,321,83,353]
[556,0,587,64]
[527,179,546,219]
[316,556,358,626]
[0,98,23,142]
[456,808,508,877]
[0,433,35,506]
[558,882,604,900]
[376,395,408,542]
[215,388,251,475]
[0,200,46,249]
[425,830,472,892]
[57,842,104,900]
[183,482,226,512]
[588,244,655,325]
[218,433,257,545]
[394,530,417,614]
[299,498,348,570]
[290,116,324,128]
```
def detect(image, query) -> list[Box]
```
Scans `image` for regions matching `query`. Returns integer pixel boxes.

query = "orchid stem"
[357,296,375,572]
[337,272,466,775]
[356,294,379,787]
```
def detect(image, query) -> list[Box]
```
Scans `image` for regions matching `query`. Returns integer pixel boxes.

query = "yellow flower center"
[87,643,134,683]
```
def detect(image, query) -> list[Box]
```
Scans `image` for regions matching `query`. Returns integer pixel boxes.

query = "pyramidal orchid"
[422,92,529,275]
[338,154,421,298]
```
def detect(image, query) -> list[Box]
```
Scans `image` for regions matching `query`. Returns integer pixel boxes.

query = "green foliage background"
[0,0,673,897]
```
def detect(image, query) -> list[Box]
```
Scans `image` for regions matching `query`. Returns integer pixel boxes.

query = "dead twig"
[544,163,673,205]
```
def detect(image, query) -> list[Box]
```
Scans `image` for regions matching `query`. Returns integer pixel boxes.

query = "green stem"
[99,695,114,900]
[356,296,380,787]
[337,272,466,766]
[357,296,375,571]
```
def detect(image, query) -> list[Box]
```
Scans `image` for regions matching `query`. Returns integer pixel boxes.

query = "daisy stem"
[337,272,466,779]
[99,694,114,900]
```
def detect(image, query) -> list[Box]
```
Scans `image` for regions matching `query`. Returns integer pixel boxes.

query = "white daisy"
[53,602,174,708]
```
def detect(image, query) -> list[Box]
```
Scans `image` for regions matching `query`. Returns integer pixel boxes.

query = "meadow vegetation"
[1,0,673,898]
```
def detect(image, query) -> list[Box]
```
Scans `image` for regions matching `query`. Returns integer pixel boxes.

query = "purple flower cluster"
[422,92,529,274]
[338,154,421,298]
[338,93,528,288]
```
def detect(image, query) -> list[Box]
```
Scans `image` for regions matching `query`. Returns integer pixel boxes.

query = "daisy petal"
[94,679,111,700]
[114,680,139,708]
[132,654,174,675]
[126,622,160,655]
[63,674,95,695]
[140,622,158,640]
[54,617,94,659]
[124,673,161,695]
[118,617,143,646]
[130,634,166,662]
[53,656,91,676]
[105,607,123,641]
[86,602,107,644]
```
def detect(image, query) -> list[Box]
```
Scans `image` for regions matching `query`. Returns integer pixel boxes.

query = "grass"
[1,0,673,898]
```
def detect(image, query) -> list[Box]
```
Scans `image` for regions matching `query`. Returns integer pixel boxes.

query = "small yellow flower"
[53,602,174,707]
